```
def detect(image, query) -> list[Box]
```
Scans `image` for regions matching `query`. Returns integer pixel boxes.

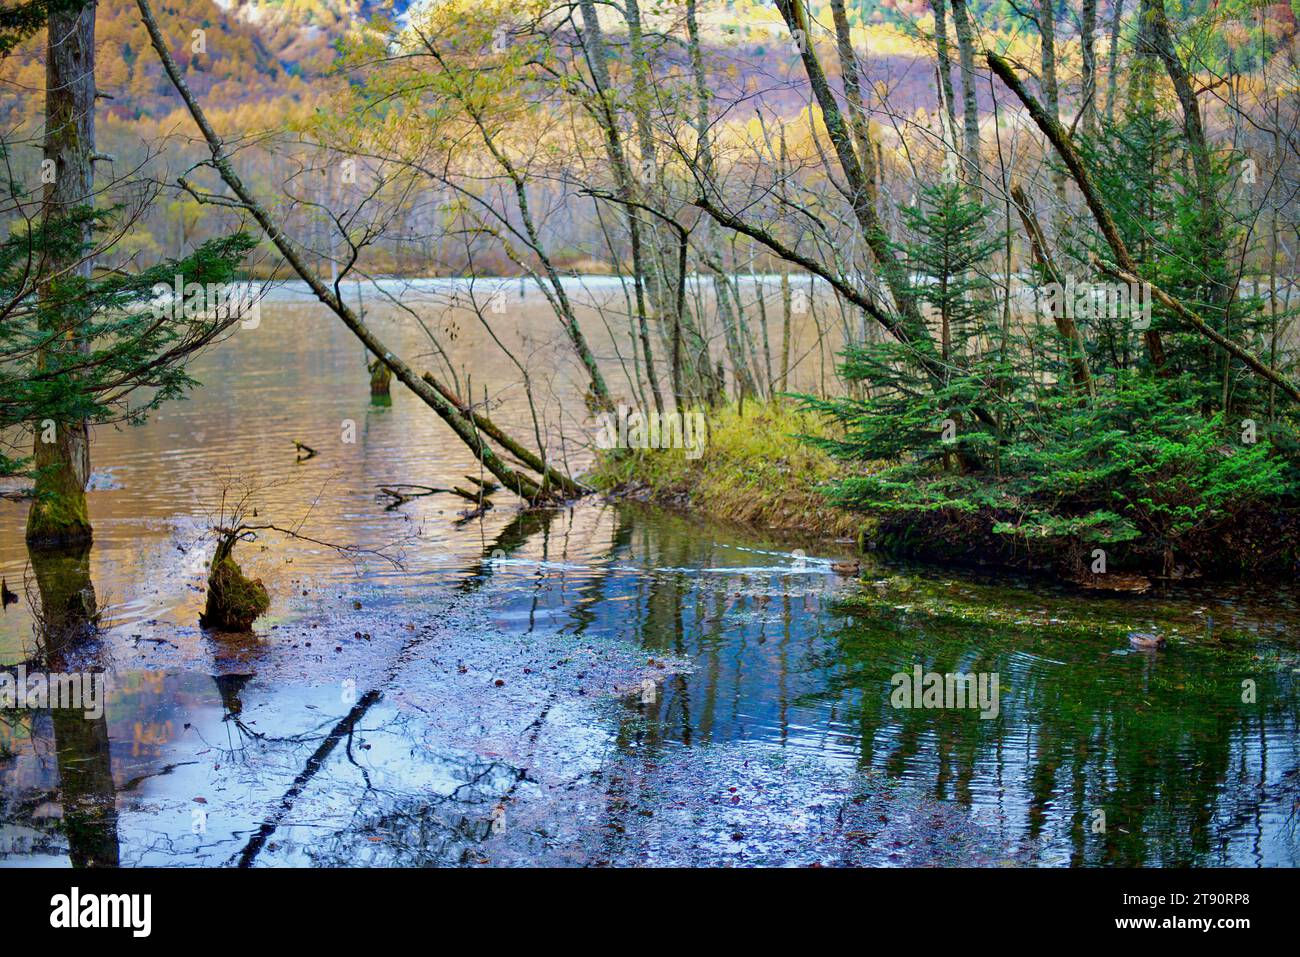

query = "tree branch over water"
[132,0,578,505]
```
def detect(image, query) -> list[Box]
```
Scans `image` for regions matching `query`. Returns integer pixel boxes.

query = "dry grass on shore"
[586,400,872,540]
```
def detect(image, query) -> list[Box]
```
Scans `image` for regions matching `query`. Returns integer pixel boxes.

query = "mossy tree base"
[27,423,93,548]
[26,496,93,548]
[200,544,270,632]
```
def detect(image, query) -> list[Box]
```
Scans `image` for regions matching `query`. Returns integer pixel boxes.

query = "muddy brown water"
[2,280,1299,867]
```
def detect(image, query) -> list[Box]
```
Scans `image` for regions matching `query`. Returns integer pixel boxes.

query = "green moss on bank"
[587,401,871,539]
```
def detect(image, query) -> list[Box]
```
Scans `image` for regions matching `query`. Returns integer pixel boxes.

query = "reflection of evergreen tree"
[50,707,119,867]
[30,546,119,867]
[29,544,97,652]
[823,584,1298,865]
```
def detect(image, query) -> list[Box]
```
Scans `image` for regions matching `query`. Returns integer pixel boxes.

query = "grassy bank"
[586,401,870,540]
[586,399,1300,584]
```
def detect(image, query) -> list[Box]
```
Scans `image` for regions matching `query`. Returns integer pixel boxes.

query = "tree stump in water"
[369,357,392,399]
[200,536,269,631]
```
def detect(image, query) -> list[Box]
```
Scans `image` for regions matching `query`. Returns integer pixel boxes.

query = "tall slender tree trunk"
[950,0,983,189]
[932,0,959,141]
[829,0,877,206]
[1081,0,1099,136]
[1268,120,1282,418]
[778,126,793,394]
[752,261,773,394]
[624,0,681,405]
[577,0,662,414]
[1104,0,1125,124]
[687,0,749,401]
[1145,0,1226,310]
[28,0,96,547]
[1036,0,1068,212]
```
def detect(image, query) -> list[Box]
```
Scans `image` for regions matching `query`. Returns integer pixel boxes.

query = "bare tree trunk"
[1104,0,1125,124]
[28,0,97,547]
[779,266,793,393]
[1036,0,1068,211]
[950,0,983,189]
[1144,0,1227,313]
[1081,0,1099,136]
[751,255,774,394]
[829,0,877,207]
[577,0,663,415]
[624,0,681,405]
[711,249,759,398]
[687,0,753,400]
[420,374,586,497]
[778,126,793,394]
[931,0,959,141]
[1268,120,1282,418]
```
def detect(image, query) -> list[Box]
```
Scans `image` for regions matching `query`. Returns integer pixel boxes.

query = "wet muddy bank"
[602,471,1300,592]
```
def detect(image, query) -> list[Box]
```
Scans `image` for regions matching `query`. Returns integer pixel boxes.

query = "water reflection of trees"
[597,506,1300,866]
[224,509,559,866]
[9,501,1296,867]
[29,544,119,867]
[828,604,1299,866]
[304,752,526,867]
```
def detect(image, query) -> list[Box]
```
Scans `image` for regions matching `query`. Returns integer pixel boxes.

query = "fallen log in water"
[134,0,584,507]
[420,373,589,498]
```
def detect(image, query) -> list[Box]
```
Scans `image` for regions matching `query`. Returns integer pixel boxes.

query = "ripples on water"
[2,290,1299,866]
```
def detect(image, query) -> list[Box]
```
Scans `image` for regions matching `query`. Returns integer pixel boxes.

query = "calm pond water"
[2,282,1299,867]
